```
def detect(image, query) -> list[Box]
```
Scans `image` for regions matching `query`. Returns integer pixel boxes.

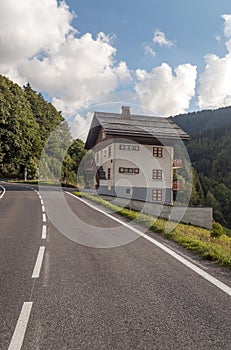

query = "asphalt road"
[0,182,231,350]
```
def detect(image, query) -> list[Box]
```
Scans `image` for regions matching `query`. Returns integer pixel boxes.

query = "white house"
[85,106,189,204]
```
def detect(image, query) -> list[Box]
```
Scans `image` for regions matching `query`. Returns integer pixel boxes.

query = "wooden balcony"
[173,180,182,191]
[173,159,183,169]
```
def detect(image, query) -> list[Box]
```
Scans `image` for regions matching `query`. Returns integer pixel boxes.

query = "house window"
[108,146,112,158]
[153,147,163,157]
[152,169,163,180]
[119,167,139,174]
[107,168,111,180]
[119,144,139,151]
[126,188,131,194]
[152,190,162,201]
[104,149,107,157]
[96,152,99,163]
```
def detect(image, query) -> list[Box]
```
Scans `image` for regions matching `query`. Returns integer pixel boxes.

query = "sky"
[0,0,231,138]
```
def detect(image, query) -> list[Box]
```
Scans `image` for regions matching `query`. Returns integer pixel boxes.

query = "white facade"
[94,141,174,203]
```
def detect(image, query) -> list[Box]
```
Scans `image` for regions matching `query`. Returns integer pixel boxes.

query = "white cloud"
[135,63,197,116]
[19,33,131,115]
[153,30,174,47]
[0,0,75,64]
[0,0,131,119]
[198,15,231,109]
[144,44,156,57]
[68,112,93,141]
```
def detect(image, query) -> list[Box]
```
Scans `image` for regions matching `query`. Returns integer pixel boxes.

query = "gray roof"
[85,110,190,149]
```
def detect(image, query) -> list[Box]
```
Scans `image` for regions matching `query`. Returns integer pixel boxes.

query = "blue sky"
[68,0,229,70]
[0,0,231,136]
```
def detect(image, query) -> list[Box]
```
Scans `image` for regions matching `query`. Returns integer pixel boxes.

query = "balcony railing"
[173,180,182,191]
[173,159,183,169]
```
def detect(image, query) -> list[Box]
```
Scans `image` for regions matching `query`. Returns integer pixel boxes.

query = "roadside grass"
[223,226,231,238]
[74,191,231,269]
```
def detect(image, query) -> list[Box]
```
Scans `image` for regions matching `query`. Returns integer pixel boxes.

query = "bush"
[211,222,224,238]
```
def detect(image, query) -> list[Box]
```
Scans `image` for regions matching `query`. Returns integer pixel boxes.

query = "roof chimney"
[121,106,130,119]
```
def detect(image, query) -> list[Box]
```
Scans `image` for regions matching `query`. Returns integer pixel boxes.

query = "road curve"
[0,183,231,350]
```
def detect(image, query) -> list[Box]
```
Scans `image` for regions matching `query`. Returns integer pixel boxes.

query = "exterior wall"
[97,186,172,203]
[98,195,213,230]
[94,140,174,203]
[114,143,173,188]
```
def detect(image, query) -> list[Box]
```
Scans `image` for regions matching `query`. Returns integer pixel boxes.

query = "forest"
[174,108,231,228]
[0,75,87,185]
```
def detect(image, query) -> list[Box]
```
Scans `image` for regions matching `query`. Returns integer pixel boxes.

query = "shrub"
[211,222,224,238]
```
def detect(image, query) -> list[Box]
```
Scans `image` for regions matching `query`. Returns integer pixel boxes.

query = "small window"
[152,190,162,201]
[152,169,162,179]
[107,168,111,180]
[153,147,163,157]
[119,144,139,151]
[126,188,131,194]
[96,152,99,163]
[104,149,107,157]
[119,167,139,174]
[108,146,112,158]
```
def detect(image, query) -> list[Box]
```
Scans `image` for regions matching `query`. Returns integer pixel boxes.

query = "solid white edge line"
[0,184,6,199]
[32,246,45,278]
[8,302,33,350]
[65,191,231,297]
[42,225,47,240]
[42,213,46,223]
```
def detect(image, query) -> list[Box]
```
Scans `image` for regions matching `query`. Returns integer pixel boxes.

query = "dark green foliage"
[173,106,231,137]
[211,222,224,238]
[62,139,87,185]
[174,107,231,228]
[0,76,42,176]
[0,74,84,185]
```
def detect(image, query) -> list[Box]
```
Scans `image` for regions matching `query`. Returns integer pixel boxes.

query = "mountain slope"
[173,106,231,137]
[173,107,231,227]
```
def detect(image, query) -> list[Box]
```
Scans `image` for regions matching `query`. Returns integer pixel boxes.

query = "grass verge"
[74,191,231,269]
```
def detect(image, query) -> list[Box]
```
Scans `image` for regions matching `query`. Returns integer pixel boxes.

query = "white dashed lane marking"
[32,246,45,279]
[8,302,33,350]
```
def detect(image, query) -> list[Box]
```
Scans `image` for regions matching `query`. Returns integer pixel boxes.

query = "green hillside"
[173,108,231,228]
[173,107,231,137]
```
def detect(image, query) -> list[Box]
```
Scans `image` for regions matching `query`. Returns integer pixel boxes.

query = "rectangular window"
[153,146,163,157]
[152,189,162,201]
[107,168,111,180]
[108,146,112,158]
[119,167,139,174]
[96,152,99,163]
[119,144,139,151]
[152,169,162,179]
